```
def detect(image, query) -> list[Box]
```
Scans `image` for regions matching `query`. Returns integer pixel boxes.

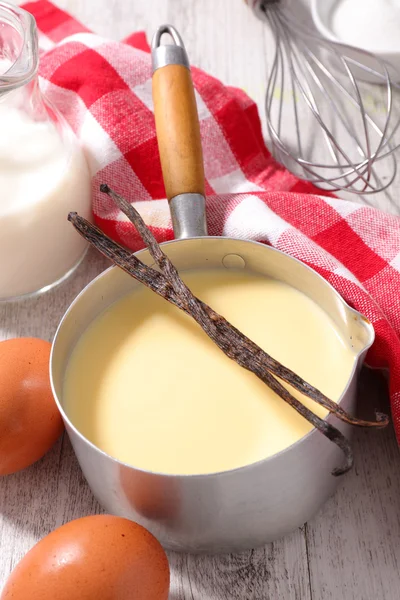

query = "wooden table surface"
[1,1,400,598]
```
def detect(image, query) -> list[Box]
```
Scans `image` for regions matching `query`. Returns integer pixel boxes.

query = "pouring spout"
[342,306,375,358]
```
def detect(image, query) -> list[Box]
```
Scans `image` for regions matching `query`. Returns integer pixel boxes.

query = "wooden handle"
[152,64,205,201]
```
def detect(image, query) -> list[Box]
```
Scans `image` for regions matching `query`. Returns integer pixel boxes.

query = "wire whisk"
[248,0,400,195]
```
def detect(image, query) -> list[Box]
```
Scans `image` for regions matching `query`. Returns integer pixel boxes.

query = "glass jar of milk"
[0,2,92,301]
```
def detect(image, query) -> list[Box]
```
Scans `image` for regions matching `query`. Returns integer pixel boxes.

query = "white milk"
[0,96,91,300]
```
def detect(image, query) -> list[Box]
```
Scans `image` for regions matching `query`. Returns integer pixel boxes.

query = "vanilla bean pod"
[68,186,389,476]
[68,214,186,310]
[101,185,388,431]
[70,210,355,474]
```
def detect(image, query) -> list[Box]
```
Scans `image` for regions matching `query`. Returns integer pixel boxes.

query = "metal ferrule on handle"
[151,25,208,238]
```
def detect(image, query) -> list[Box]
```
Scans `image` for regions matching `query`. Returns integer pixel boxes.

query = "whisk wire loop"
[254,0,400,194]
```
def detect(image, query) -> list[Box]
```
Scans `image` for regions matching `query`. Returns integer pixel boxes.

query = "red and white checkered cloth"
[23,0,400,442]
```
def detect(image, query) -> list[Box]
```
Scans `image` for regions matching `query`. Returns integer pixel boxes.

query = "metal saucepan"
[50,25,374,553]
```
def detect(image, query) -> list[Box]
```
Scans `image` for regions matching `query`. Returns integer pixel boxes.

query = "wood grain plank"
[0,250,108,592]
[0,436,103,585]
[306,370,400,600]
[52,0,168,41]
[168,530,311,600]
[167,0,267,129]
[2,2,400,600]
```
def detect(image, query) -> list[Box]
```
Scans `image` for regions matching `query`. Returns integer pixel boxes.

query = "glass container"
[0,1,92,301]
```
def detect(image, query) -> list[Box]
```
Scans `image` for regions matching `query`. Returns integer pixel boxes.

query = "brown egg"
[0,515,170,600]
[0,337,64,475]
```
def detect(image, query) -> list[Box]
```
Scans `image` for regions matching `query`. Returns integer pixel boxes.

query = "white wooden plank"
[0,437,103,583]
[168,531,311,600]
[167,0,267,132]
[2,1,400,599]
[0,250,108,590]
[52,0,168,42]
[306,370,400,600]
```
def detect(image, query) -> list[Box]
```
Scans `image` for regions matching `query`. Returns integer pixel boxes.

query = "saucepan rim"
[50,235,375,480]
